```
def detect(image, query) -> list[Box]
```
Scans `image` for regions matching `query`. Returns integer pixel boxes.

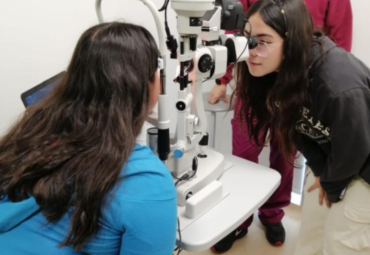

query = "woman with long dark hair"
[209,0,353,252]
[0,22,177,255]
[211,0,370,254]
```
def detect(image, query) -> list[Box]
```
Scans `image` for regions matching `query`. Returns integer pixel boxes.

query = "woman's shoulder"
[124,144,171,178]
[82,144,177,254]
[311,37,370,97]
[114,144,176,201]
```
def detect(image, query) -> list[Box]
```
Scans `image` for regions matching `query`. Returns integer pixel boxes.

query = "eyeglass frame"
[243,30,284,58]
[251,40,283,58]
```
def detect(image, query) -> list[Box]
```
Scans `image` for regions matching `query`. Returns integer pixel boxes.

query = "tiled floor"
[181,204,302,255]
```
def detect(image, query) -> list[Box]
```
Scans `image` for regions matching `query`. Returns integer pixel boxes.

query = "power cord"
[174,217,183,254]
[172,157,198,186]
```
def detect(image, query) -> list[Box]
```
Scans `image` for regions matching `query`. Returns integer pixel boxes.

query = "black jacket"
[295,37,370,203]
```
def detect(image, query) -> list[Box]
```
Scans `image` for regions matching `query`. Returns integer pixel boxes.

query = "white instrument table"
[177,153,281,252]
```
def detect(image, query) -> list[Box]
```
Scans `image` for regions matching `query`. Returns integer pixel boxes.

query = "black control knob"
[198,133,209,158]
[190,17,202,27]
[199,133,209,146]
[176,101,186,111]
[198,54,213,73]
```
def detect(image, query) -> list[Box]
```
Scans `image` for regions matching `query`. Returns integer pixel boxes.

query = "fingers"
[325,195,332,208]
[209,85,227,104]
[221,96,230,103]
[308,177,320,193]
[319,188,324,206]
[307,184,314,193]
[307,183,319,193]
[208,95,218,104]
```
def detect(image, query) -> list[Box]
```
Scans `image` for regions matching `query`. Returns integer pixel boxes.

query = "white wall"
[352,0,370,67]
[0,0,179,135]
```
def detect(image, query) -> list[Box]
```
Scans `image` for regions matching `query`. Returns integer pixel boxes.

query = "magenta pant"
[232,101,295,228]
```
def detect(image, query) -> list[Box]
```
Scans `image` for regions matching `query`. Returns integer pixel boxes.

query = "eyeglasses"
[243,22,282,58]
[251,40,283,58]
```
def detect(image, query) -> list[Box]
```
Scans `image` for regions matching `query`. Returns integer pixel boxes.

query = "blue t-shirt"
[0,144,177,255]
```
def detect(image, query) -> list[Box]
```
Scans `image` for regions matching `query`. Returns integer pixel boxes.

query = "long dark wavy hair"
[233,0,315,162]
[0,22,159,250]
